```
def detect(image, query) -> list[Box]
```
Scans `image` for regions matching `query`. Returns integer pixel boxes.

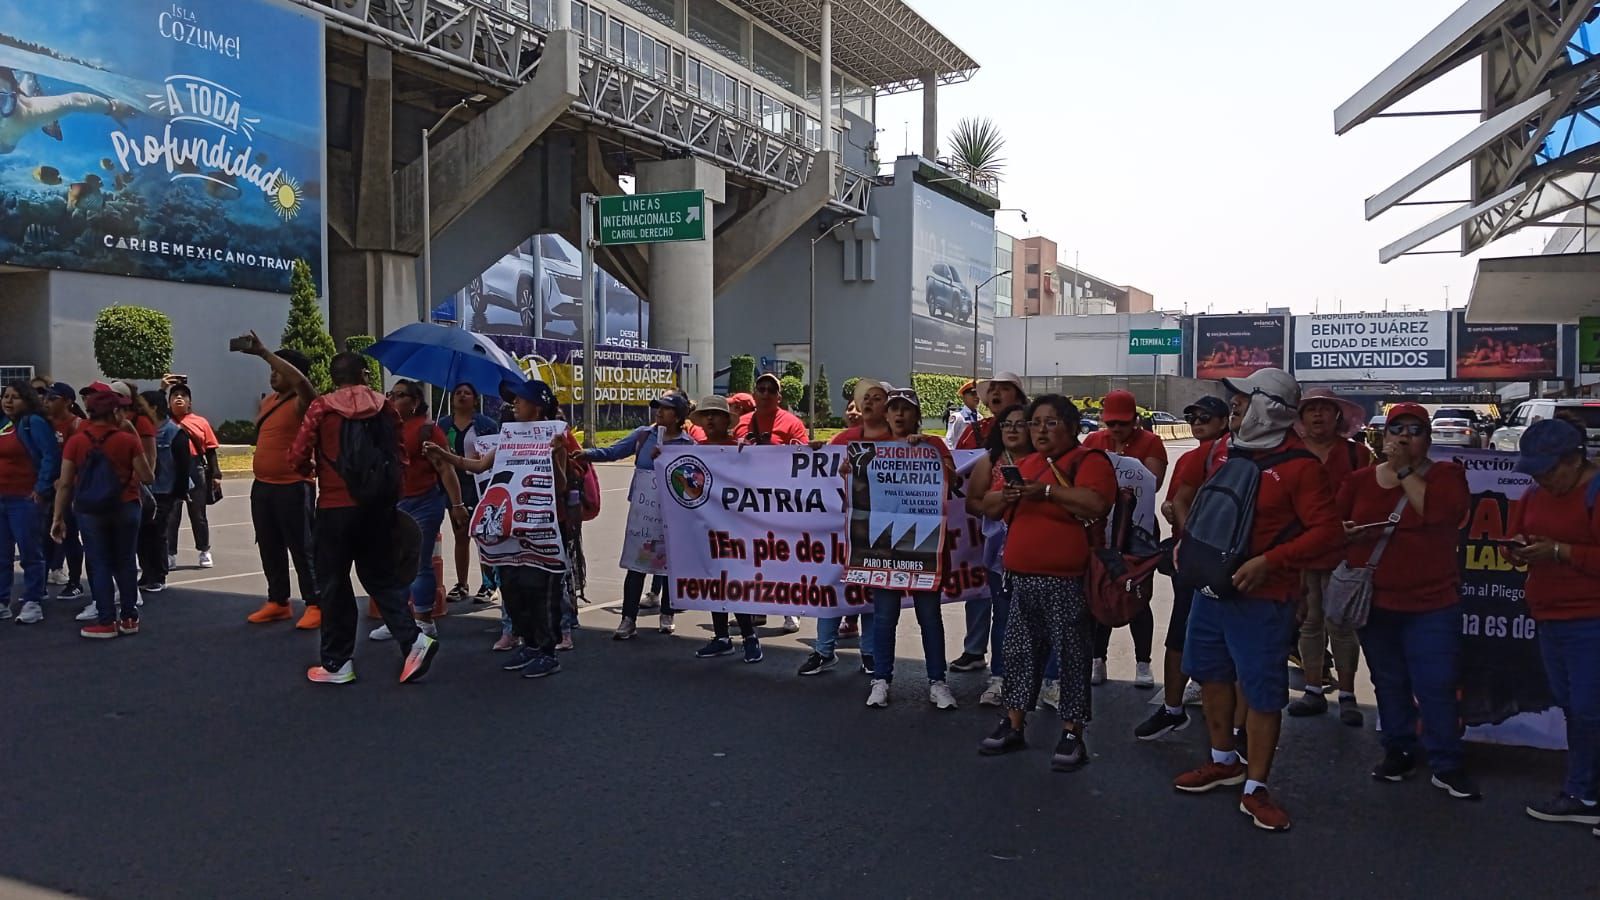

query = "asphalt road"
[3,447,1596,898]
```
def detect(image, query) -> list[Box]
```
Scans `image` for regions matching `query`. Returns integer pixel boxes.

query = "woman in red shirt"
[966,404,1032,707]
[978,395,1116,773]
[376,379,466,641]
[1337,402,1477,799]
[52,390,153,639]
[0,383,59,626]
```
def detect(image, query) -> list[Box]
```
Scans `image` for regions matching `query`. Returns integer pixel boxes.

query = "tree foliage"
[343,334,383,391]
[778,375,804,410]
[812,364,832,421]
[912,373,968,421]
[947,117,1006,189]
[841,376,861,405]
[281,259,336,393]
[782,359,805,380]
[727,355,756,395]
[93,306,173,380]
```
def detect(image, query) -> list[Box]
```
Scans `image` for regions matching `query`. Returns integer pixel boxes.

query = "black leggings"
[1092,606,1154,663]
[712,612,756,639]
[621,569,672,618]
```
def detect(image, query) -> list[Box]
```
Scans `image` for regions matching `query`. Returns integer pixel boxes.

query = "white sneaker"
[197,551,214,569]
[369,623,394,641]
[417,619,438,638]
[167,554,177,570]
[1134,661,1155,688]
[979,675,1004,707]
[866,679,890,707]
[1040,678,1060,710]
[17,601,43,624]
[1091,658,1107,686]
[47,568,67,586]
[639,590,660,609]
[1182,680,1203,706]
[613,617,637,640]
[658,613,675,634]
[929,681,958,710]
[782,615,801,633]
[75,601,99,622]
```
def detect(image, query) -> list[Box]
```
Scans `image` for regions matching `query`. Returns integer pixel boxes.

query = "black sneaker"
[861,653,876,676]
[501,646,541,671]
[1526,793,1600,825]
[797,652,837,676]
[446,583,468,603]
[695,637,735,658]
[1135,706,1190,741]
[1234,727,1249,765]
[521,655,561,679]
[59,584,84,600]
[1371,749,1417,782]
[1431,770,1481,800]
[978,719,1026,756]
[950,652,986,672]
[1287,690,1328,717]
[742,638,763,664]
[1051,731,1089,772]
[472,584,497,604]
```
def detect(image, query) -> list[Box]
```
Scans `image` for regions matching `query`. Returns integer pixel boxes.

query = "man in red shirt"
[956,371,1027,451]
[1172,368,1341,833]
[165,381,221,569]
[290,352,436,686]
[734,373,809,445]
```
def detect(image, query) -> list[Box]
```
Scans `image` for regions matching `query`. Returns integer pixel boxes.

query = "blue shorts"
[1182,590,1297,712]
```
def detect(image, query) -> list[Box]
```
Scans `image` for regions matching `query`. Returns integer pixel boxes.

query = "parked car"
[1490,399,1600,451]
[924,262,972,322]
[1150,411,1182,426]
[1431,407,1495,448]
[1431,417,1476,447]
[1080,415,1100,435]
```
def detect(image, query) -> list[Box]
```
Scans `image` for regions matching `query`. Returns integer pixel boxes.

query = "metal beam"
[1379,184,1526,262]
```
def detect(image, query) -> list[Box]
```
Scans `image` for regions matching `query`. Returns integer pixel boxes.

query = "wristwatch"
[1395,466,1414,480]
[1045,484,1053,500]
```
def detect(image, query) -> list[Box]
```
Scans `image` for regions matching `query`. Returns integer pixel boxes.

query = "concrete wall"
[0,273,53,378]
[995,312,1183,379]
[1016,374,1222,416]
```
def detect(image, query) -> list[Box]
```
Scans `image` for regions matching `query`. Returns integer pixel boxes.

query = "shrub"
[911,373,967,419]
[281,259,336,393]
[727,355,755,395]
[343,334,383,391]
[783,359,805,380]
[812,364,832,420]
[841,376,860,404]
[93,306,173,380]
[779,374,804,410]
[217,419,257,445]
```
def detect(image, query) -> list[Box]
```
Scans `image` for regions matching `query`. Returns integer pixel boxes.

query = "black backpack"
[73,432,126,515]
[1175,442,1316,599]
[329,412,401,507]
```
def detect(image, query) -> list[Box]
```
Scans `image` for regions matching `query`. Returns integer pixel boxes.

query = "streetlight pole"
[420,98,474,325]
[809,216,859,436]
[969,269,1010,383]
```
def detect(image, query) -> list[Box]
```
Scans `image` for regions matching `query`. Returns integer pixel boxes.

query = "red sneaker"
[80,623,118,640]
[117,618,140,636]
[246,601,292,624]
[1240,788,1292,831]
[1174,760,1246,794]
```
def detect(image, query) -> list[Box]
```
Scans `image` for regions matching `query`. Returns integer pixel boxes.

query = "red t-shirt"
[829,425,892,445]
[175,412,219,455]
[1337,463,1471,613]
[1508,473,1600,620]
[401,416,447,498]
[1003,448,1118,577]
[956,417,995,451]
[0,424,35,496]
[1083,427,1168,481]
[132,415,155,440]
[735,407,809,445]
[1167,438,1229,502]
[63,422,144,503]
[1316,438,1374,494]
[50,413,78,445]
[1230,434,1343,602]
[684,422,707,442]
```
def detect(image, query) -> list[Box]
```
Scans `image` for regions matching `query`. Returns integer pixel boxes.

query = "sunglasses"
[1386,423,1427,436]
[1185,413,1215,425]
[754,384,779,394]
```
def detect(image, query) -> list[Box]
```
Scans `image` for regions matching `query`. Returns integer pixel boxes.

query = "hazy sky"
[875,0,1540,316]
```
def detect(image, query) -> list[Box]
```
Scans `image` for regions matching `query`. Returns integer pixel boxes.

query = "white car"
[1489,399,1600,452]
[1430,418,1475,447]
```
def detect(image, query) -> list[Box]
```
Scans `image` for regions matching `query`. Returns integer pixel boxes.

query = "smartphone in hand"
[1000,465,1024,486]
[228,335,254,352]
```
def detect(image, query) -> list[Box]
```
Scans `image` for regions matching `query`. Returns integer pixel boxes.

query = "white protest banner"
[843,441,947,591]
[471,435,500,498]
[619,467,669,575]
[468,421,569,573]
[1107,455,1159,545]
[657,446,988,617]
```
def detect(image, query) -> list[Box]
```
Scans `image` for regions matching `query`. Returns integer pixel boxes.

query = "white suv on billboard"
[1490,399,1600,451]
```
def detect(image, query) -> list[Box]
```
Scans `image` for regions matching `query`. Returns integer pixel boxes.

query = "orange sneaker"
[1239,788,1292,831]
[246,601,293,624]
[1173,760,1246,794]
[295,606,322,630]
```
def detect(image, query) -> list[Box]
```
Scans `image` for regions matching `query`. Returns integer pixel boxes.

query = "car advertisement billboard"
[1452,313,1559,381]
[488,334,682,430]
[1193,314,1287,381]
[910,184,994,376]
[0,0,326,293]
[1291,311,1449,382]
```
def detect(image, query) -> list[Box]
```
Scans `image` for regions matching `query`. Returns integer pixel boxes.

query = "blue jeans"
[1539,617,1600,801]
[398,487,445,615]
[78,500,141,624]
[988,570,1011,678]
[871,588,947,683]
[1359,604,1464,772]
[815,610,874,658]
[0,494,46,605]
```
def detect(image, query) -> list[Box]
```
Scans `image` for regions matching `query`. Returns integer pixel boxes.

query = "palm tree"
[946,117,1006,190]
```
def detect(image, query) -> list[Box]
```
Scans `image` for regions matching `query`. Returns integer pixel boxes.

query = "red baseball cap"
[1386,402,1429,426]
[1101,389,1138,424]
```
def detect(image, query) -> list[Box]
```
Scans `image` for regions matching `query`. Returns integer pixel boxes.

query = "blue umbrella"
[366,323,528,395]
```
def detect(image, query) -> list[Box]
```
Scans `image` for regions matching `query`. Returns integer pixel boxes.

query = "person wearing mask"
[52,389,153,639]
[964,403,1031,706]
[135,390,189,595]
[734,373,809,446]
[1083,389,1168,688]
[0,382,59,625]
[578,391,697,640]
[978,395,1116,771]
[1288,387,1374,725]
[956,372,1027,452]
[1507,419,1600,830]
[290,352,436,686]
[438,383,500,604]
[798,379,891,677]
[165,381,220,569]
[855,388,958,710]
[367,379,468,642]
[42,382,85,600]
[945,381,981,448]
[1172,369,1341,833]
[1337,403,1477,799]
[233,334,321,629]
[689,395,763,664]
[426,379,569,680]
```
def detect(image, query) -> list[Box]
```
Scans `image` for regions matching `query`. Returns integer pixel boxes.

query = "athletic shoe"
[1090,658,1107,686]
[639,590,660,609]
[501,646,541,671]
[307,660,356,684]
[447,583,468,603]
[369,623,395,642]
[1431,770,1482,801]
[798,652,837,676]
[522,654,561,679]
[742,638,763,664]
[166,554,177,570]
[47,567,67,586]
[696,637,736,658]
[417,619,438,638]
[1051,731,1088,772]
[198,551,214,569]
[658,613,675,634]
[782,615,801,633]
[399,633,439,683]
[556,631,575,652]
[79,622,118,640]
[1287,690,1328,716]
[1174,760,1247,793]
[247,601,293,624]
[979,676,1004,706]
[295,607,321,630]
[860,653,876,676]
[1040,678,1060,710]
[930,681,958,710]
[978,719,1027,755]
[75,601,99,622]
[492,633,521,651]
[1371,749,1416,782]
[59,584,84,600]
[472,584,496,604]
[1134,661,1155,688]
[16,601,43,624]
[0,605,12,622]
[865,679,890,707]
[838,618,859,638]
[950,652,986,672]
[1135,706,1190,741]
[1526,793,1600,825]
[117,618,140,636]
[1240,788,1292,832]
[1339,695,1364,727]
[1182,680,1203,706]
[141,581,165,593]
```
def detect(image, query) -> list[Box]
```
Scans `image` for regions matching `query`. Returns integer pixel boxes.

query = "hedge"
[217,419,257,445]
[911,373,968,419]
[727,355,755,395]
[93,306,173,380]
[779,374,804,410]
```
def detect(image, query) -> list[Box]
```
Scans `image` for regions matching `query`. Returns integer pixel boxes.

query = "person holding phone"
[1336,403,1476,799]
[965,404,1031,706]
[164,379,220,569]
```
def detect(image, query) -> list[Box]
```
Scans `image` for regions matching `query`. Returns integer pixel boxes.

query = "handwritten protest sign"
[619,467,669,575]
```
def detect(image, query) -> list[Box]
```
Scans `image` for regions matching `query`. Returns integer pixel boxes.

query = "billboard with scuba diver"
[0,0,325,293]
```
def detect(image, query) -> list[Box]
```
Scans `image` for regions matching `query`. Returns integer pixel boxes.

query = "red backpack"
[1048,449,1164,627]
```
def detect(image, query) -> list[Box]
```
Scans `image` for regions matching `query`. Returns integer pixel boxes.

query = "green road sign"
[1582,317,1600,374]
[1129,329,1182,355]
[597,190,706,245]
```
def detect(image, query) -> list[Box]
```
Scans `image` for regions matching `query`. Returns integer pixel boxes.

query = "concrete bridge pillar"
[636,158,725,398]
